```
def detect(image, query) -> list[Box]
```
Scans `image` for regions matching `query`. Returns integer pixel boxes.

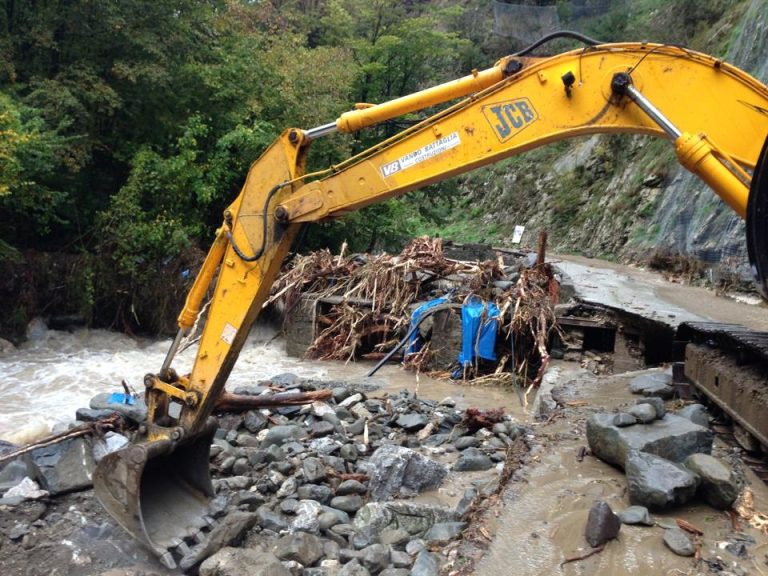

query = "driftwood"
[560,544,606,567]
[215,389,332,412]
[0,413,123,465]
[270,236,563,389]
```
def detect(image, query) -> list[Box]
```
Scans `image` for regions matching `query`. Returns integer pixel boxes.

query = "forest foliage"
[0,0,712,334]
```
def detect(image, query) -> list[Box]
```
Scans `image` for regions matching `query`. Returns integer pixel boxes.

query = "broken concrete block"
[587,413,712,469]
[25,436,94,495]
[626,451,699,509]
[683,453,739,510]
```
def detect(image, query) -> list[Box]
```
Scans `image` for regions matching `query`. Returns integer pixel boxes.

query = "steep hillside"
[439,0,766,280]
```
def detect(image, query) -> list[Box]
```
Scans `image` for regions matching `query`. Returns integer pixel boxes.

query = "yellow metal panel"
[285,44,768,222]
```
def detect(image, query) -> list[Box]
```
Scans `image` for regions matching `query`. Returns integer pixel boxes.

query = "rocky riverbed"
[2,364,768,576]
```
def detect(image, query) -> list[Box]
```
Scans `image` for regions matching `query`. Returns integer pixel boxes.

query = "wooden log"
[215,389,332,412]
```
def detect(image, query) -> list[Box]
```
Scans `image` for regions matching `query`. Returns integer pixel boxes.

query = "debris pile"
[0,374,529,574]
[270,237,562,387]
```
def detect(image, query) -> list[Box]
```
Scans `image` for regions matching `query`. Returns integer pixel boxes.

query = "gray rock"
[663,527,695,556]
[380,569,409,576]
[423,522,466,544]
[354,502,459,539]
[281,498,300,514]
[275,532,324,566]
[629,373,672,395]
[244,410,268,433]
[683,453,739,509]
[586,413,712,468]
[179,511,259,571]
[359,543,390,573]
[364,445,447,501]
[628,403,657,423]
[677,404,709,428]
[584,501,620,547]
[266,445,286,462]
[378,528,410,548]
[258,505,289,532]
[405,539,426,555]
[303,457,327,483]
[453,447,493,472]
[264,426,308,448]
[91,432,130,463]
[637,397,666,419]
[455,487,477,516]
[293,500,323,533]
[339,560,370,576]
[277,476,299,499]
[0,459,29,492]
[454,436,480,450]
[626,451,700,509]
[298,484,332,504]
[89,392,146,423]
[396,414,427,432]
[318,511,341,531]
[410,550,439,576]
[617,505,653,526]
[337,479,367,495]
[25,437,94,495]
[331,495,363,513]
[390,550,411,568]
[310,437,343,455]
[613,413,637,427]
[340,444,359,462]
[75,407,116,422]
[311,421,335,437]
[199,547,290,576]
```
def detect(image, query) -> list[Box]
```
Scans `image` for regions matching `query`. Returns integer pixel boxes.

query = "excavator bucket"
[93,420,218,569]
[748,132,768,299]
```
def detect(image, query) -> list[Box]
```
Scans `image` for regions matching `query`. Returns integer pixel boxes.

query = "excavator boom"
[94,39,768,568]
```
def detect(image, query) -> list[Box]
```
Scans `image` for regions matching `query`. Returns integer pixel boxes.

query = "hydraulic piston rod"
[612,72,749,217]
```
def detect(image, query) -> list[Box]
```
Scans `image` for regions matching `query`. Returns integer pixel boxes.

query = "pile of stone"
[585,372,742,557]
[0,373,528,575]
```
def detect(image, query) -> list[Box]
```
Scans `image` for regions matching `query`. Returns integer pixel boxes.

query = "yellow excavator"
[93,32,768,568]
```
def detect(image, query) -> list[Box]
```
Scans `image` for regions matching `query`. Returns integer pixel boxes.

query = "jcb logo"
[482,98,538,143]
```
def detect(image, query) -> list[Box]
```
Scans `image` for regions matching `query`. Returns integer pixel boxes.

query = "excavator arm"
[94,41,768,568]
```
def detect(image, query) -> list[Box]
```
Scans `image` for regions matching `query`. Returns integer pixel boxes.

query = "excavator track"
[676,322,768,478]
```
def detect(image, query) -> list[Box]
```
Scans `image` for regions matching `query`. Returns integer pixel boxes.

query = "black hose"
[514,30,604,57]
[367,303,462,377]
[226,183,285,262]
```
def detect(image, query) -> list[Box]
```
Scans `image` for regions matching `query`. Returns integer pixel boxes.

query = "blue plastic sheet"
[406,296,451,355]
[108,392,136,405]
[457,297,499,366]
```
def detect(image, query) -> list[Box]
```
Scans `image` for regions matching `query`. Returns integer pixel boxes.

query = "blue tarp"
[406,296,451,355]
[457,297,499,366]
[108,392,136,405]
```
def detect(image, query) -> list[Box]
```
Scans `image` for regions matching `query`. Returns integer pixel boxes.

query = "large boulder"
[683,454,740,510]
[90,392,147,424]
[587,413,712,469]
[25,437,94,495]
[199,547,290,576]
[363,445,447,501]
[626,451,699,509]
[274,532,324,566]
